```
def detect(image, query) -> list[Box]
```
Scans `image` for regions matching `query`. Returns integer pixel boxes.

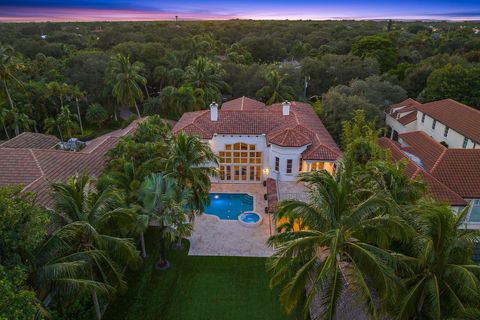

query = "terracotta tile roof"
[0,132,59,149]
[389,98,421,111]
[430,149,480,198]
[0,120,141,207]
[267,126,312,147]
[173,99,341,161]
[416,99,480,143]
[221,96,266,111]
[397,112,417,125]
[378,137,466,206]
[399,131,446,171]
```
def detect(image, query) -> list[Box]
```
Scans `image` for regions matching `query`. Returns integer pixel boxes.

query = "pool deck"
[188,183,275,257]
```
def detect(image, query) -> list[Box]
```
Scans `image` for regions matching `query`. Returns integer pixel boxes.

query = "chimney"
[210,101,218,121]
[282,101,291,116]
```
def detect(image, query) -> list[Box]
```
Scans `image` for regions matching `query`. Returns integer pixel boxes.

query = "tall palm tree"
[99,161,154,258]
[256,69,295,104]
[44,115,65,141]
[165,132,218,212]
[48,174,141,319]
[140,173,194,270]
[0,101,10,139]
[184,56,228,103]
[9,107,34,136]
[268,163,410,319]
[0,44,22,110]
[71,85,86,135]
[109,54,146,118]
[44,106,79,140]
[395,203,480,319]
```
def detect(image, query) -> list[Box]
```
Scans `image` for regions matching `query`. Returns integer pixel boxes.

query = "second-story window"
[463,137,469,148]
[286,159,293,174]
[432,119,437,130]
[421,113,426,123]
[274,157,279,172]
[444,126,449,137]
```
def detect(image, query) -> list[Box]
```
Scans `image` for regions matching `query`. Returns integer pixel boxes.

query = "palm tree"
[0,44,22,110]
[0,101,10,139]
[184,56,228,103]
[256,69,295,104]
[9,107,34,136]
[99,161,154,258]
[48,174,141,319]
[71,85,86,135]
[109,54,146,118]
[395,203,480,319]
[140,173,194,270]
[268,163,410,319]
[165,132,218,212]
[44,115,65,141]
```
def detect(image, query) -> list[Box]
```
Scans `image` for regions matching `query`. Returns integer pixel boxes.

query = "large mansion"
[172,96,341,183]
[382,98,480,229]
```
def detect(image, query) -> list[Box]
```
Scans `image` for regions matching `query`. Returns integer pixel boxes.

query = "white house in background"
[386,98,480,149]
[379,131,480,230]
[172,96,341,183]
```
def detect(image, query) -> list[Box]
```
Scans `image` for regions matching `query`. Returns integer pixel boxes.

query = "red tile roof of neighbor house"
[378,137,467,206]
[399,131,446,171]
[172,97,341,161]
[0,132,60,149]
[397,111,418,125]
[416,99,480,144]
[0,120,141,208]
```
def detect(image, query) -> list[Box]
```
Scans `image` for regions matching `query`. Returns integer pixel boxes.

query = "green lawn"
[104,229,299,320]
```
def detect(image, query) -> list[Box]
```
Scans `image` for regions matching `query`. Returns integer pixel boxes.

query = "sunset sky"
[1,0,480,22]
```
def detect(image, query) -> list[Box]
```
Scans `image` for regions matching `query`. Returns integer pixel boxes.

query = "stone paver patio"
[188,183,275,257]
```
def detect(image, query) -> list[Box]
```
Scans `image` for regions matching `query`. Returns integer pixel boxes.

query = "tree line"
[1,20,480,142]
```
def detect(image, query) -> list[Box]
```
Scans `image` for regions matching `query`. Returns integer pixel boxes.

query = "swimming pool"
[204,193,254,220]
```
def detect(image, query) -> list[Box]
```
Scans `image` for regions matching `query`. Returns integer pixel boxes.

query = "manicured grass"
[104,229,299,320]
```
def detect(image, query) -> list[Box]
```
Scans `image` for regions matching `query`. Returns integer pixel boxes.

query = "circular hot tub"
[238,212,263,227]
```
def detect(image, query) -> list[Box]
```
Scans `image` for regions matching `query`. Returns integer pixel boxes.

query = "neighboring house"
[386,98,480,149]
[172,96,342,183]
[0,120,141,207]
[378,131,480,229]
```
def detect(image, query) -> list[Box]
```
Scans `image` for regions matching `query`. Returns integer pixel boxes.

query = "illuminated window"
[219,143,262,181]
[286,159,293,174]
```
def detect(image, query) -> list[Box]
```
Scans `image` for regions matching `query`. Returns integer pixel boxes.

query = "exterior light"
[263,168,269,176]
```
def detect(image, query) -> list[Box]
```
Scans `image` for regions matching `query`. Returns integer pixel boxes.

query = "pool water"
[204,193,254,220]
[240,213,261,223]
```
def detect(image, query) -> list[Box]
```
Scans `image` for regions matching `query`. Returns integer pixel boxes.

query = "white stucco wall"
[416,112,478,149]
[385,113,416,139]
[268,144,309,182]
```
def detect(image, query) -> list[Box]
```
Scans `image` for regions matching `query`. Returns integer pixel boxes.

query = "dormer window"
[463,137,469,148]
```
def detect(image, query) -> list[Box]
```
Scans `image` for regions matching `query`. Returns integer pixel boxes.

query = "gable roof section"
[221,96,266,111]
[0,132,59,149]
[416,99,480,143]
[430,149,480,198]
[378,137,466,206]
[389,98,421,111]
[397,112,417,125]
[399,131,446,171]
[173,99,341,161]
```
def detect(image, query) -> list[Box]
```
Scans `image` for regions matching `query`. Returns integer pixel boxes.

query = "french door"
[219,143,262,182]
